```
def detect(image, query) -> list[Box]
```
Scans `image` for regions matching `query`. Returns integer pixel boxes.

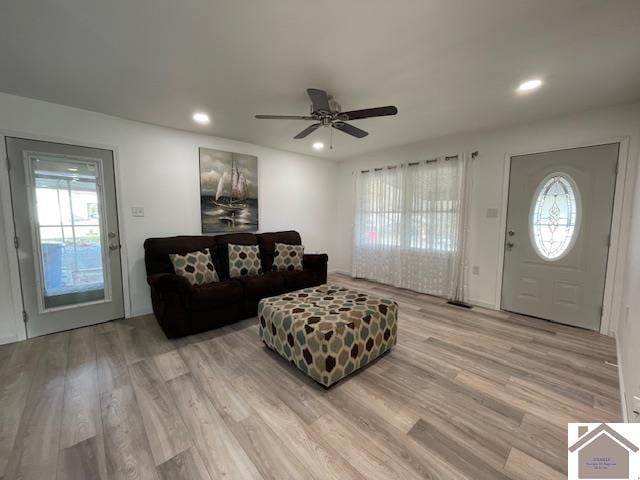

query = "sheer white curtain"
[352,155,471,299]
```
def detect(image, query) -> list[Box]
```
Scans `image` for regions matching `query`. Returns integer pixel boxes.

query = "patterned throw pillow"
[169,248,219,285]
[272,242,304,272]
[228,244,263,278]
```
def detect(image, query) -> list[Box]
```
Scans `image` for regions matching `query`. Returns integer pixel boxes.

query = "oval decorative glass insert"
[530,174,580,260]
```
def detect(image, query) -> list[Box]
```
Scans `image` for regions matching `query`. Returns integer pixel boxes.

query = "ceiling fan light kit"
[255,88,398,149]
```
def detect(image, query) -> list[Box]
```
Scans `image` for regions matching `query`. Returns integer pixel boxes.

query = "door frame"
[496,136,633,336]
[0,129,131,342]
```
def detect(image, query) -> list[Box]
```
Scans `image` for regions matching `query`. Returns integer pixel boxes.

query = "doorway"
[501,143,618,331]
[5,137,124,337]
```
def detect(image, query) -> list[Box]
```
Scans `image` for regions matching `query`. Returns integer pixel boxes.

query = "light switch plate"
[131,206,145,217]
[486,208,499,218]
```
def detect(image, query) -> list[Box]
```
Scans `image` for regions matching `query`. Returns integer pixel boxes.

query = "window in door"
[530,173,581,261]
[27,153,110,310]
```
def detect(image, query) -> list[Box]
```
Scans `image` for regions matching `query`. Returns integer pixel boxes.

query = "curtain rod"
[359,151,478,174]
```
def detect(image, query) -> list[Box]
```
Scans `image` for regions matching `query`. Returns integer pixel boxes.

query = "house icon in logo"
[569,423,639,479]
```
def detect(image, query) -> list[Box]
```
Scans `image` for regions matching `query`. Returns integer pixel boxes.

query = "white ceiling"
[2,0,639,160]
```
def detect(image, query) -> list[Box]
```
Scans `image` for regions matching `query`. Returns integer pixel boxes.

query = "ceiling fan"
[254,88,398,141]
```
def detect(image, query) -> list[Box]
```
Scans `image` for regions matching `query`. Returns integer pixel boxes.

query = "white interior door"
[501,143,618,331]
[6,137,124,337]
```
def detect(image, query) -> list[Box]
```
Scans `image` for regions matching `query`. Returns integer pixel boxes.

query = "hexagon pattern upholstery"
[169,248,219,285]
[258,284,398,387]
[272,242,304,272]
[228,243,263,278]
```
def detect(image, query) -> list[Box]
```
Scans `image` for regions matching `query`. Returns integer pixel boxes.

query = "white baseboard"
[0,334,19,345]
[615,334,629,422]
[327,274,499,311]
[466,297,499,310]
[328,269,351,276]
[128,307,153,319]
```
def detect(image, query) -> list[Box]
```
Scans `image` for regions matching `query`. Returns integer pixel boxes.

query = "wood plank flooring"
[0,273,621,479]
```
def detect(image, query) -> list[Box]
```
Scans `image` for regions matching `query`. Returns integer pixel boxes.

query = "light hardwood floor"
[0,273,621,480]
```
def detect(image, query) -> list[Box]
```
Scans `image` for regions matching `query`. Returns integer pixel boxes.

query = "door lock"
[508,230,515,236]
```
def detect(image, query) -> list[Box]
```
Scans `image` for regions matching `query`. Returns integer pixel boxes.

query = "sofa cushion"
[169,248,219,285]
[228,244,263,278]
[272,243,304,272]
[185,279,243,311]
[280,270,318,291]
[237,271,286,301]
[144,236,218,275]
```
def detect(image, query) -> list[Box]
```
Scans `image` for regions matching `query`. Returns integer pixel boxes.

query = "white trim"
[495,153,512,310]
[615,334,629,422]
[0,137,26,342]
[330,270,498,311]
[129,307,153,318]
[328,269,351,276]
[496,136,635,336]
[0,129,132,342]
[111,143,132,319]
[602,138,633,336]
[466,297,499,310]
[0,334,19,346]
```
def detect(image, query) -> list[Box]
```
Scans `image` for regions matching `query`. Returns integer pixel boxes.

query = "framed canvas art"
[199,147,258,233]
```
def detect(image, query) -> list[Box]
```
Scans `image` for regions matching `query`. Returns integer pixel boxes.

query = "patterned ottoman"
[258,284,398,387]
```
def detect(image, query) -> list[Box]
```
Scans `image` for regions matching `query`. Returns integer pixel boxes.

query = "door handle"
[109,244,121,251]
[506,241,515,251]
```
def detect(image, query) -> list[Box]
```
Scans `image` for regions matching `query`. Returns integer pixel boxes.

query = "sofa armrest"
[303,253,328,283]
[303,253,328,269]
[147,273,193,295]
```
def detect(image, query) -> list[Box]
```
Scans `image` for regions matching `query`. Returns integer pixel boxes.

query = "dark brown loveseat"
[144,230,328,338]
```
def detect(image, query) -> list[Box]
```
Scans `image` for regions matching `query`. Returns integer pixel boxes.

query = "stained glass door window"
[530,173,580,260]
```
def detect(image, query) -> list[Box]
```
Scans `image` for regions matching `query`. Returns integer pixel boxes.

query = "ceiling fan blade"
[341,106,398,121]
[294,123,321,139]
[255,114,314,120]
[332,122,368,138]
[307,88,331,113]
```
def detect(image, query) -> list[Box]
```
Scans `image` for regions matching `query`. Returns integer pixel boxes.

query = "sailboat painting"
[199,147,258,233]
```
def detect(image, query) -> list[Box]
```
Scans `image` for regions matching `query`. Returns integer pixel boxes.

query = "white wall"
[333,101,640,417]
[619,146,640,422]
[0,92,337,343]
[334,101,640,304]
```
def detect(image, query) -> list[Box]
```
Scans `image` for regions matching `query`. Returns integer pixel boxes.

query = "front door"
[6,137,124,337]
[501,143,618,331]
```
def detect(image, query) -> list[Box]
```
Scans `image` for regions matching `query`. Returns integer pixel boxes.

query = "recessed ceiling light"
[517,79,543,93]
[192,112,210,125]
[312,142,324,151]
